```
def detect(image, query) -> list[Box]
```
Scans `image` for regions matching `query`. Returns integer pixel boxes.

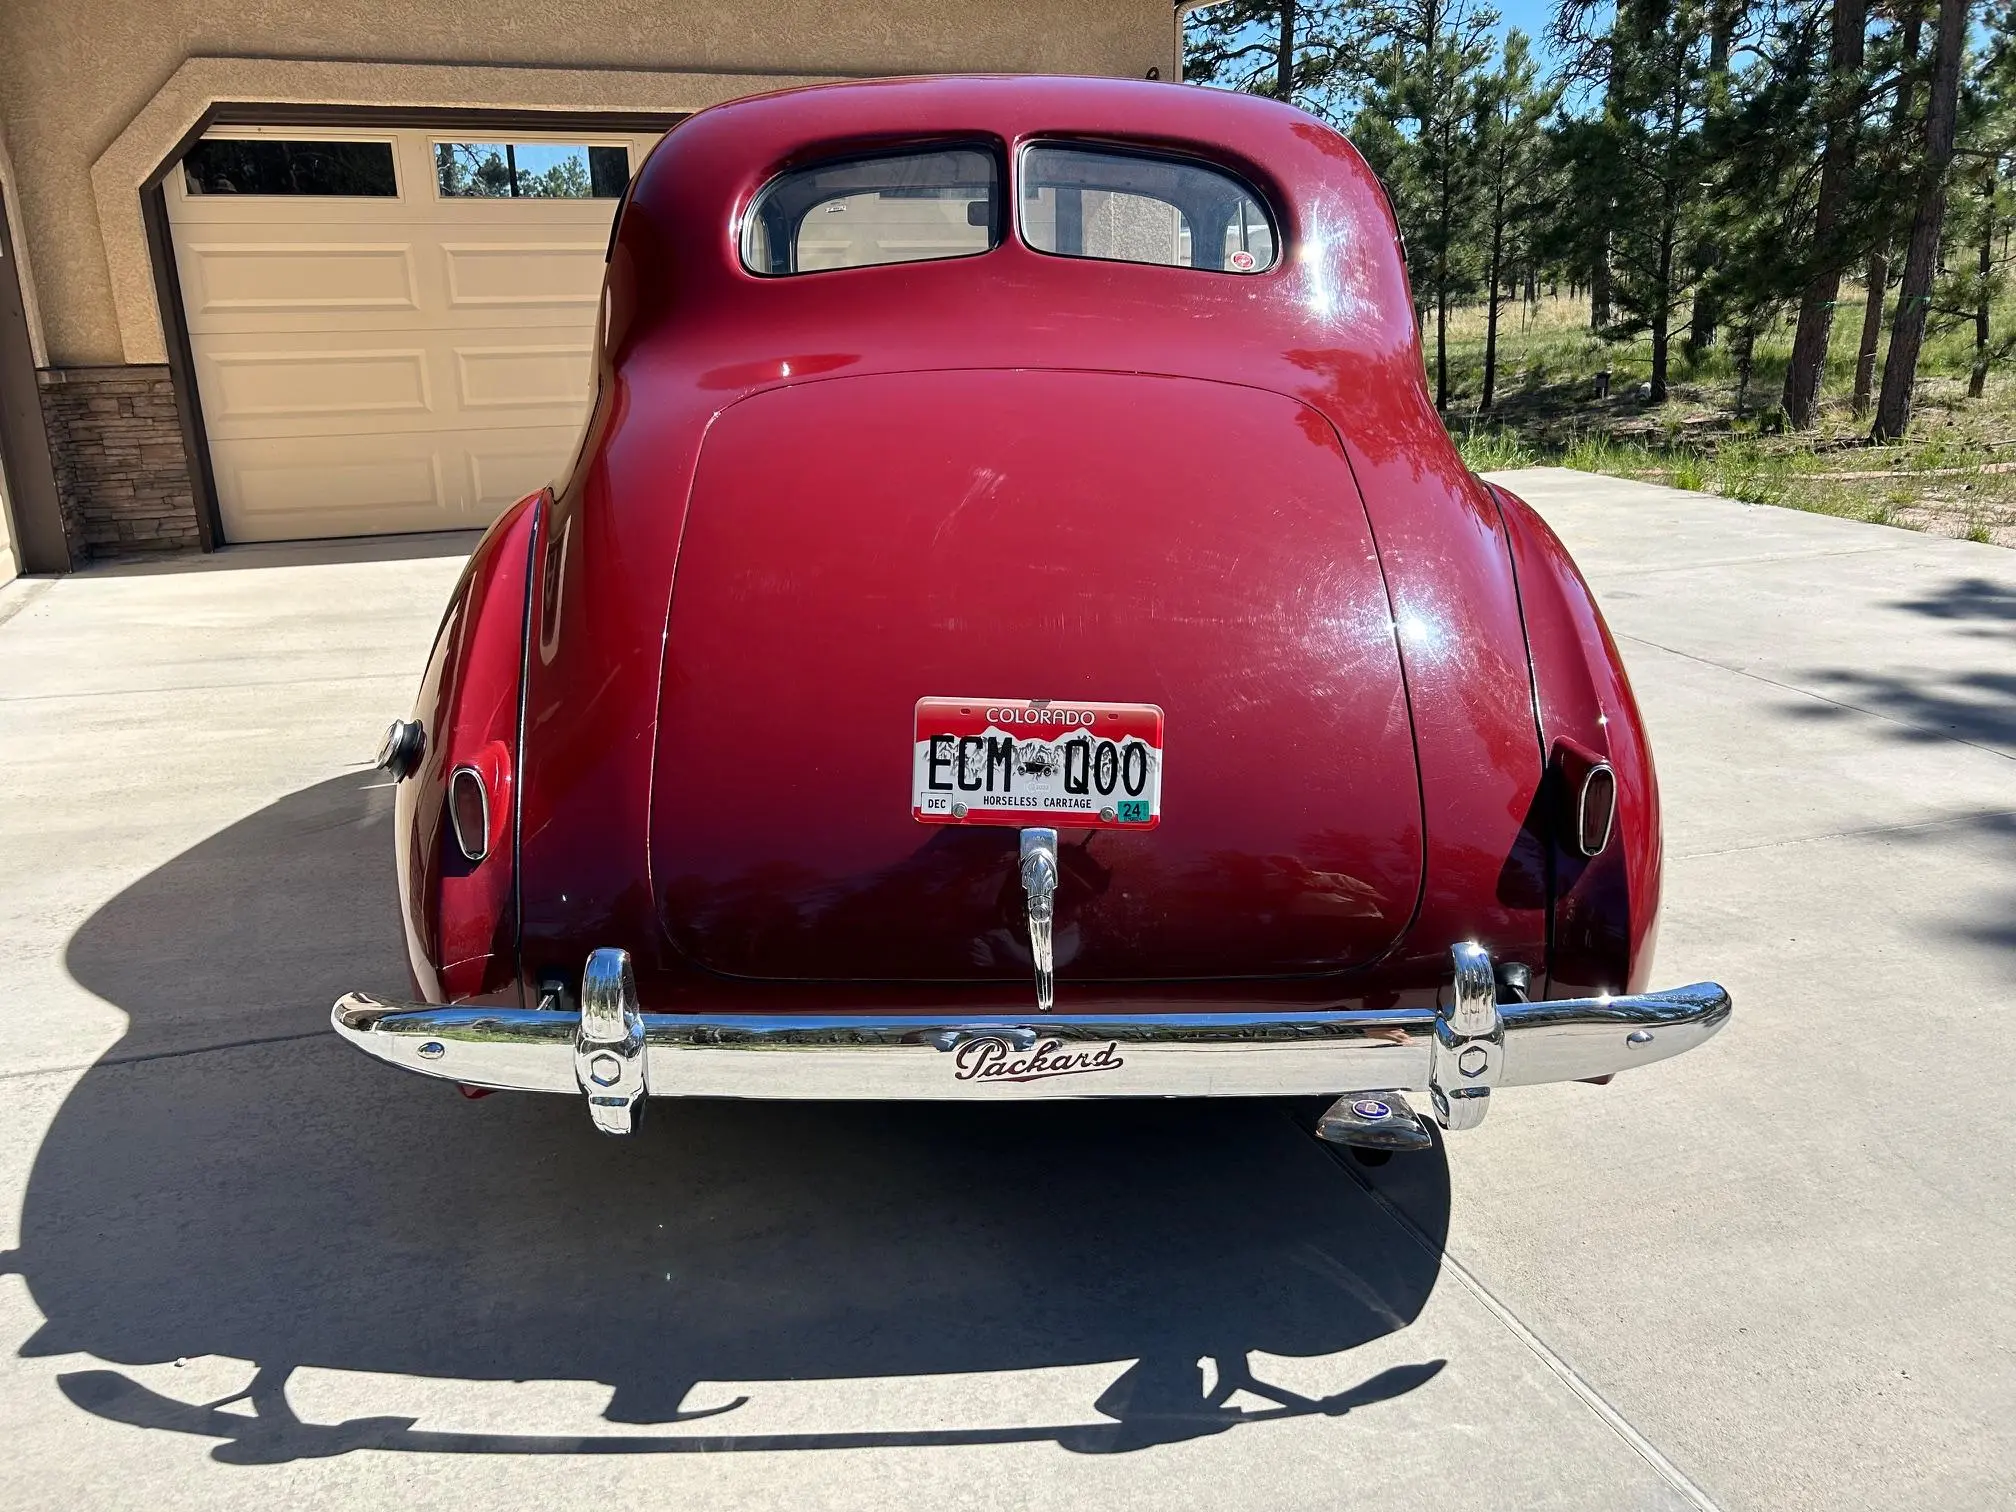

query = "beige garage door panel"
[206,347,433,423]
[180,223,610,336]
[456,344,596,409]
[168,125,656,542]
[212,424,588,540]
[181,241,421,318]
[442,241,607,308]
[188,324,593,441]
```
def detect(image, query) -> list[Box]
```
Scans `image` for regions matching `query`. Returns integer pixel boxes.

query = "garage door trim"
[143,102,686,550]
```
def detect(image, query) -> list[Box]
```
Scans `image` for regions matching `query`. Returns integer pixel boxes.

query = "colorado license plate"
[912,697,1164,829]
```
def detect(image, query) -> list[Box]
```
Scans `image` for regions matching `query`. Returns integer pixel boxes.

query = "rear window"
[741,147,1000,275]
[1019,145,1275,274]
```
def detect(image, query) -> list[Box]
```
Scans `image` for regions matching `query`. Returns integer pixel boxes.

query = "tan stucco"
[0,127,46,367]
[0,1,1178,368]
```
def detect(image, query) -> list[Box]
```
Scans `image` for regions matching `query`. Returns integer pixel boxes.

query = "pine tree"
[1687,7,1823,405]
[1352,0,1501,408]
[1843,9,1927,415]
[1183,0,1373,119]
[1782,0,1872,427]
[1595,3,1720,402]
[1940,3,2016,398]
[1476,31,1561,410]
[1874,0,1970,440]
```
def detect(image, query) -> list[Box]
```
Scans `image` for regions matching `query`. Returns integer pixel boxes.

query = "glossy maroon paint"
[397,75,1661,1015]
[397,490,539,1005]
[1492,485,1663,997]
[654,369,1423,982]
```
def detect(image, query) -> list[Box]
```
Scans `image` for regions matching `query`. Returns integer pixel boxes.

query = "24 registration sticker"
[912,698,1163,829]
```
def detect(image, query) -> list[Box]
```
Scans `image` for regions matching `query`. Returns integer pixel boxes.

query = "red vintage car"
[334,75,1728,1148]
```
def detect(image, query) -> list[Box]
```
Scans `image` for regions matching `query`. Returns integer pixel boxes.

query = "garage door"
[166,125,662,543]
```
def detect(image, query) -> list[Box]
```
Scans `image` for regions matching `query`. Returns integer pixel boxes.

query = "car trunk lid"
[650,369,1423,984]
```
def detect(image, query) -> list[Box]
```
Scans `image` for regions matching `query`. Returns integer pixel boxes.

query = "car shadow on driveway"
[10,773,1449,1463]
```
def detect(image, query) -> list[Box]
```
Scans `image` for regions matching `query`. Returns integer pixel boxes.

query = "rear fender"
[396,492,543,1004]
[1491,484,1662,997]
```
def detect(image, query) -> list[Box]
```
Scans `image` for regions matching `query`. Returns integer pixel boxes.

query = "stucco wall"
[0,451,17,585]
[0,0,1178,368]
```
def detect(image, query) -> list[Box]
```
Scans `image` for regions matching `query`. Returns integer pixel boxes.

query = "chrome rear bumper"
[332,944,1730,1137]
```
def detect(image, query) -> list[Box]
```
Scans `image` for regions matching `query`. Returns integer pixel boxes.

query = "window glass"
[1019,146,1275,273]
[741,148,999,275]
[182,139,398,197]
[435,142,630,199]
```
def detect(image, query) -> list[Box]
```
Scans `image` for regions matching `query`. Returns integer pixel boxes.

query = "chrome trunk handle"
[1018,827,1059,1012]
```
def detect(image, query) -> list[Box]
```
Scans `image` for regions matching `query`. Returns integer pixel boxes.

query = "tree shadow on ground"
[1793,573,2016,753]
[3,773,1449,1463]
[1781,570,2016,969]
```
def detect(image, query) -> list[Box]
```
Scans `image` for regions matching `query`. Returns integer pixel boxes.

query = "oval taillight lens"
[1577,763,1617,858]
[448,766,490,862]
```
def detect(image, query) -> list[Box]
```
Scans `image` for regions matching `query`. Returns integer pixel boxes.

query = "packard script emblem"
[952,1035,1125,1084]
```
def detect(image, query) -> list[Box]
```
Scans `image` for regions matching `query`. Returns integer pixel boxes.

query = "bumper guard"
[332,944,1730,1138]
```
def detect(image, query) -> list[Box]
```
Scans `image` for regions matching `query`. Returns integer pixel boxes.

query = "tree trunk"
[1873,0,1967,442]
[1650,288,1671,403]
[1853,10,1921,417]
[1434,126,1453,410]
[1436,287,1450,409]
[1591,240,1611,331]
[1782,0,1869,428]
[1687,286,1719,358]
[1687,0,1743,362]
[1972,165,1994,399]
[1733,325,1757,413]
[1276,0,1296,101]
[1853,252,1888,414]
[1482,197,1506,411]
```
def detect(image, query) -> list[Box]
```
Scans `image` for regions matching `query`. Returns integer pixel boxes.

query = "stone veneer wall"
[37,365,200,558]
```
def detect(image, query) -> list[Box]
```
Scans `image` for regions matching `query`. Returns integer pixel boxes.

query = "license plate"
[912,697,1164,829]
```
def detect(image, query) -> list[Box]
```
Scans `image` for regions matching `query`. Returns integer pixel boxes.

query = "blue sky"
[1490,0,1569,66]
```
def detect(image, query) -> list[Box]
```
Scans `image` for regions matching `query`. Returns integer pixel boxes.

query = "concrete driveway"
[0,469,2009,1510]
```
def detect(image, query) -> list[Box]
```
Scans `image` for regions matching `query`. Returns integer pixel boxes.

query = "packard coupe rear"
[333,75,1729,1148]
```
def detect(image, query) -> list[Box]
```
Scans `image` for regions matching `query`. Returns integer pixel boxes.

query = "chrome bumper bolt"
[574,948,648,1135]
[1431,942,1503,1130]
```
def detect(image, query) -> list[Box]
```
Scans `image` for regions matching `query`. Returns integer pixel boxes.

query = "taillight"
[448,765,491,862]
[1576,762,1617,857]
[1554,738,1617,858]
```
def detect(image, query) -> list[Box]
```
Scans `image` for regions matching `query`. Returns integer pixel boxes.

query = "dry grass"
[1438,291,2016,547]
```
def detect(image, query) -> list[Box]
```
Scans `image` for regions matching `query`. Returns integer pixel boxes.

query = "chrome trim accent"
[1315,1090,1434,1151]
[375,718,425,780]
[1576,761,1618,857]
[573,948,646,1135]
[1430,941,1502,1130]
[447,765,489,863]
[1019,827,1059,1012]
[331,968,1730,1106]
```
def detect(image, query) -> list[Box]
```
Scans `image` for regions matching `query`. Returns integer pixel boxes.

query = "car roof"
[596,73,1423,456]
